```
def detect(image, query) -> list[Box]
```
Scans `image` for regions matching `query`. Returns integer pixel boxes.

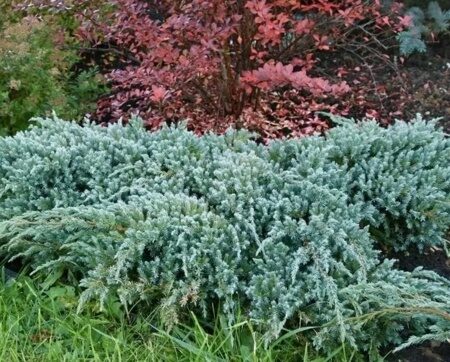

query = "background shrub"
[0,9,107,135]
[17,0,412,140]
[0,116,449,356]
[16,1,450,139]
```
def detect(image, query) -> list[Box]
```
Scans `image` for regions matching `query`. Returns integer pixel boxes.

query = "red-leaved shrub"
[20,0,411,140]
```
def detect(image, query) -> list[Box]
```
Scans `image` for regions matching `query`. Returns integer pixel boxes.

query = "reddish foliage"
[20,0,409,140]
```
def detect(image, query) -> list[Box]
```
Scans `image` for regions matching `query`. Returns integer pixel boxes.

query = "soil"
[1,257,23,280]
[388,341,450,362]
[392,247,450,279]
[357,48,448,130]
[401,48,450,133]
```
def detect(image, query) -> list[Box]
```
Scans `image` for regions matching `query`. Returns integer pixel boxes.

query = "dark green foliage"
[0,116,449,357]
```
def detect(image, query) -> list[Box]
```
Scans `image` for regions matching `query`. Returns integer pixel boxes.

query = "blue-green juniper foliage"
[397,1,450,55]
[0,115,449,356]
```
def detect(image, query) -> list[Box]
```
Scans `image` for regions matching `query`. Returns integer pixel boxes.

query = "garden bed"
[1,1,449,360]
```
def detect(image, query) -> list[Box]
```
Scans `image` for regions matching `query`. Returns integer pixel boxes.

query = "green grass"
[0,271,160,361]
[0,269,363,361]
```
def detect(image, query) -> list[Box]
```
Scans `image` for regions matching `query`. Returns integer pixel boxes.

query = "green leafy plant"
[397,1,450,55]
[0,116,449,358]
[0,15,107,135]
